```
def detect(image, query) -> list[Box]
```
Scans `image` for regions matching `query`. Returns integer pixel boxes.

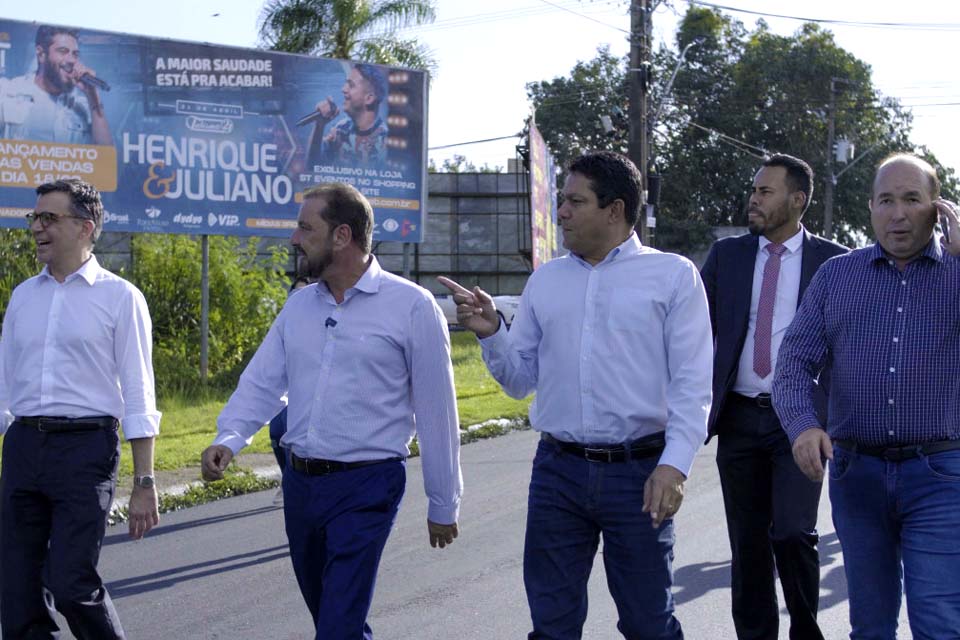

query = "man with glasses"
[0,179,160,639]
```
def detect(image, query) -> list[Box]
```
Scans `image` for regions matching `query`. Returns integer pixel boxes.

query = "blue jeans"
[524,439,683,640]
[282,459,405,640]
[830,445,960,639]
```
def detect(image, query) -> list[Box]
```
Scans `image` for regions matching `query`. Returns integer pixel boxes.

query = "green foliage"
[126,235,290,395]
[528,7,959,254]
[108,468,279,524]
[259,0,438,75]
[0,229,39,321]
[428,154,503,174]
[526,45,629,172]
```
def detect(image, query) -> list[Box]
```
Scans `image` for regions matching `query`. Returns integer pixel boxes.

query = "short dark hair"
[762,154,814,214]
[354,63,388,111]
[36,178,104,242]
[302,182,373,253]
[874,153,941,199]
[568,151,643,227]
[35,25,79,52]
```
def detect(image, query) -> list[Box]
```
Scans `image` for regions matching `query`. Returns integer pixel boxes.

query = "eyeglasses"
[25,211,89,227]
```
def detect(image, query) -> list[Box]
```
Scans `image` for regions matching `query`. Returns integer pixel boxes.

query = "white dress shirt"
[480,233,713,477]
[733,228,804,397]
[214,256,462,523]
[0,256,161,438]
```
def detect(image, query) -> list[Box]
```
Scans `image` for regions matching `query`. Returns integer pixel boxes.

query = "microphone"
[325,317,337,328]
[296,100,338,127]
[79,73,111,92]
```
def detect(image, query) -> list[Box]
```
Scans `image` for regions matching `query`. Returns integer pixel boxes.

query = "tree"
[0,229,38,322]
[258,0,438,73]
[528,7,959,253]
[127,235,290,395]
[428,154,503,173]
[526,46,629,172]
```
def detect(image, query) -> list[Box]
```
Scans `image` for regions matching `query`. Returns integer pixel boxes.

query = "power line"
[535,0,629,33]
[429,134,522,151]
[684,0,960,31]
[686,121,768,158]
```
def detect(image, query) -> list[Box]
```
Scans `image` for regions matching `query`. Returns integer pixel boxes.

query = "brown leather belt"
[16,416,118,433]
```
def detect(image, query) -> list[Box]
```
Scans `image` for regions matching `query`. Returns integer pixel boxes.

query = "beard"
[298,247,332,279]
[41,59,74,93]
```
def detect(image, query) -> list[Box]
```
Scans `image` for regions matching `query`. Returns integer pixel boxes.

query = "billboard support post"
[402,242,412,280]
[200,234,209,383]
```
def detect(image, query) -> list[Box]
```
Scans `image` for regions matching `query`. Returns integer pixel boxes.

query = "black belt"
[833,438,960,462]
[542,432,666,463]
[290,452,404,476]
[730,392,773,409]
[15,415,118,433]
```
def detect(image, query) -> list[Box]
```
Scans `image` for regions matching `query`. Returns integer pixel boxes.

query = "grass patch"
[108,467,278,525]
[1,331,532,477]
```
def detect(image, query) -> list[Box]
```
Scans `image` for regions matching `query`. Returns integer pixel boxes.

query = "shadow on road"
[103,504,282,546]
[107,544,290,598]
[673,559,731,604]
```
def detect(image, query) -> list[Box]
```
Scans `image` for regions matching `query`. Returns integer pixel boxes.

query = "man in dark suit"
[700,154,848,640]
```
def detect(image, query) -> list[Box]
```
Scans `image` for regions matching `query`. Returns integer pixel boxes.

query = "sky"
[1,0,959,174]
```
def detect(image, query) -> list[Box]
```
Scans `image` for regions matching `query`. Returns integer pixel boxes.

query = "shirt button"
[897,307,903,313]
[893,337,899,343]
[889,367,895,373]
[888,399,895,405]
[888,430,895,436]
[901,280,907,285]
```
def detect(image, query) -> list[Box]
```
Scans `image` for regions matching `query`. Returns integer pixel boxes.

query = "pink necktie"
[753,243,786,379]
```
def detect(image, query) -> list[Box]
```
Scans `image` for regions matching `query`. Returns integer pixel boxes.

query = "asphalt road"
[44,429,912,639]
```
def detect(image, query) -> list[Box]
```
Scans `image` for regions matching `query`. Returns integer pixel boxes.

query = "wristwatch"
[134,475,156,489]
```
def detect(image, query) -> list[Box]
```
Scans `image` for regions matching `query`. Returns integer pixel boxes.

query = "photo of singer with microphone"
[301,63,388,171]
[0,25,112,145]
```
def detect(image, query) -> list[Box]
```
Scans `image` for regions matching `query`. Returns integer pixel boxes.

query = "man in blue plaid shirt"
[773,152,960,639]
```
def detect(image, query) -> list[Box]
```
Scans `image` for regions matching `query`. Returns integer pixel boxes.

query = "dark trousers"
[716,396,823,640]
[524,439,683,640]
[1,422,124,640]
[282,459,405,640]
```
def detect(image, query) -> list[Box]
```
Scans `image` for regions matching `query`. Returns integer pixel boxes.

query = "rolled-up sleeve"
[114,286,161,440]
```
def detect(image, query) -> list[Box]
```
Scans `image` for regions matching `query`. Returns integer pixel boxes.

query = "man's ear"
[607,198,626,224]
[792,190,807,213]
[333,223,352,249]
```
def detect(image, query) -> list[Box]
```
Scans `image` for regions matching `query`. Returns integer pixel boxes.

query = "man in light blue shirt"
[440,151,712,639]
[201,182,462,640]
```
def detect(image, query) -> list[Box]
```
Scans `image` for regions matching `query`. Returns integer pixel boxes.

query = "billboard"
[528,122,558,269]
[0,19,428,241]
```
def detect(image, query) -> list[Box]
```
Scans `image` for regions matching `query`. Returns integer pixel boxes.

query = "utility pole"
[628,0,651,244]
[822,79,837,239]
[823,77,846,239]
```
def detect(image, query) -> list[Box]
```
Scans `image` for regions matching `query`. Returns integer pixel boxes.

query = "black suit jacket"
[700,229,849,440]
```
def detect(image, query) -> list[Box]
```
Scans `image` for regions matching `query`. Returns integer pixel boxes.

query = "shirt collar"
[758,226,804,255]
[870,236,944,265]
[316,255,382,300]
[38,255,100,286]
[570,232,642,268]
[353,255,382,293]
